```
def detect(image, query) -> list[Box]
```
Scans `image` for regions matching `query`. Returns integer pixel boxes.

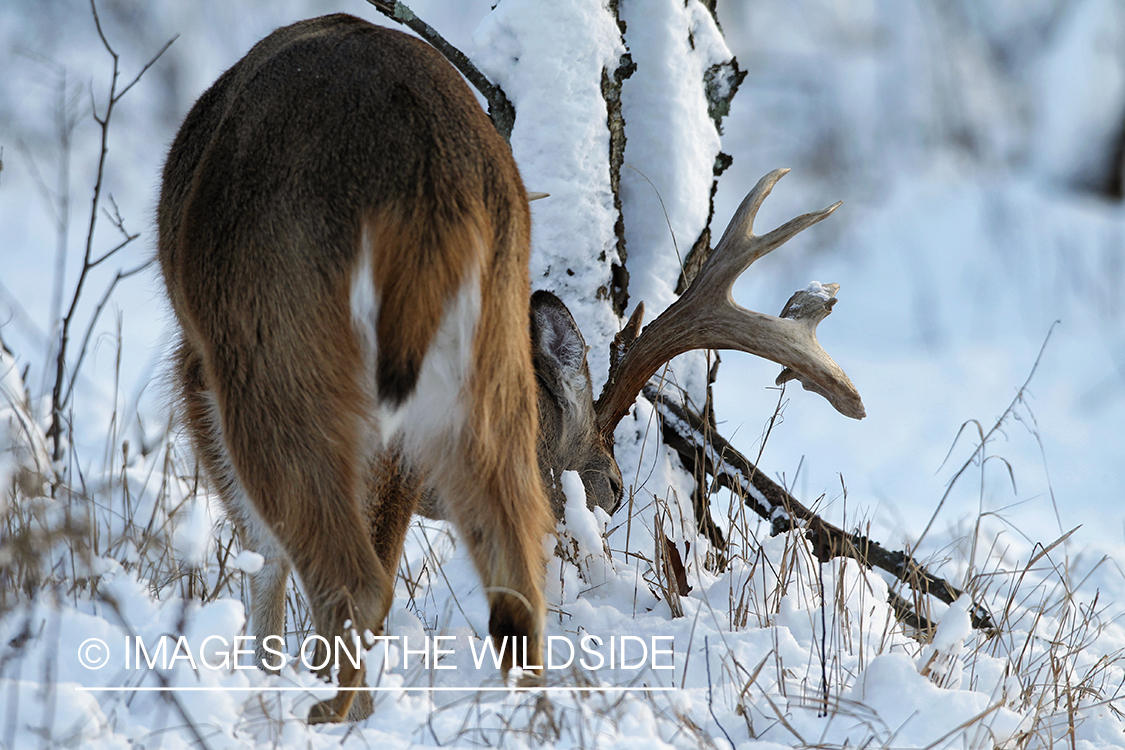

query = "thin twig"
[47,0,174,466]
[62,259,153,409]
[704,636,735,749]
[918,321,1059,552]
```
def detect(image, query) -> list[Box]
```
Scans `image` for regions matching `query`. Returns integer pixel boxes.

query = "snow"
[619,0,726,318]
[171,496,215,567]
[230,549,264,574]
[931,596,973,654]
[0,678,119,749]
[618,0,730,400]
[1030,0,1125,192]
[473,0,624,384]
[3,0,1125,748]
[917,595,973,690]
[561,469,605,561]
[847,652,1026,747]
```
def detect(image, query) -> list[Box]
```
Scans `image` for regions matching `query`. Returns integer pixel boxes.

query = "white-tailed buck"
[160,13,861,724]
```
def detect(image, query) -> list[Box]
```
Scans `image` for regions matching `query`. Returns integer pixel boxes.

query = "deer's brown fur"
[159,14,556,722]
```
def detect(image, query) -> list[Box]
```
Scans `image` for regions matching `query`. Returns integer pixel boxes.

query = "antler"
[595,168,865,438]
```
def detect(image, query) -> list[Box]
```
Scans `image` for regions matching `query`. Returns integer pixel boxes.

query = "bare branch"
[87,234,137,270]
[63,258,154,411]
[644,381,995,632]
[48,0,174,464]
[49,0,121,459]
[115,36,176,102]
[89,196,139,268]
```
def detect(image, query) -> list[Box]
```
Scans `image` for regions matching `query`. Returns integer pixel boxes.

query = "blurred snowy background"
[2,0,1123,567]
[710,0,1125,570]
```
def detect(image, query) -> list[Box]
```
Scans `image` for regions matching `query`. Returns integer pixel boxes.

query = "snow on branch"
[644,381,995,633]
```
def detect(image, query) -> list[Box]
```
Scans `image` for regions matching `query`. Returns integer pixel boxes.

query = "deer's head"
[516,168,866,522]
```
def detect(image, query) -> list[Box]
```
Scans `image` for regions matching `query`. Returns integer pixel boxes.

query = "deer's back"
[158,14,530,408]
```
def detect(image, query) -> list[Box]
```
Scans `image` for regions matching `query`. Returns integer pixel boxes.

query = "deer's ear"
[530,290,589,394]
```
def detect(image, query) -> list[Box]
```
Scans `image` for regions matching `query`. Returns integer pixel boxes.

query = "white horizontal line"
[76,685,675,693]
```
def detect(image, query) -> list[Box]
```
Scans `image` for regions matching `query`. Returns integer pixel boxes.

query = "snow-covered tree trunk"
[473,0,625,388]
[470,1,745,514]
[470,0,742,390]
[441,1,727,556]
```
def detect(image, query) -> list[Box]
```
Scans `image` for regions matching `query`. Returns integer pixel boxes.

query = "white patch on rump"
[350,229,380,361]
[349,233,383,454]
[383,264,481,457]
[349,232,482,461]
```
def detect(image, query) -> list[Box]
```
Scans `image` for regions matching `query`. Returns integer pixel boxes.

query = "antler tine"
[595,169,864,439]
[712,167,789,257]
[697,168,842,295]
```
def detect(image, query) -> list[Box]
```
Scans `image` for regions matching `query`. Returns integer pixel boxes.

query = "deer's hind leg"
[407,280,552,676]
[430,432,552,675]
[363,452,422,578]
[178,308,392,723]
[177,343,292,672]
[337,451,422,721]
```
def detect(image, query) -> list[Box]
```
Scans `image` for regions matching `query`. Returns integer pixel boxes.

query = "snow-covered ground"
[3,0,1125,747]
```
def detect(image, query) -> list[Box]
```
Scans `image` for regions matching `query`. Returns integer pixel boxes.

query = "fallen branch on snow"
[642,381,996,633]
